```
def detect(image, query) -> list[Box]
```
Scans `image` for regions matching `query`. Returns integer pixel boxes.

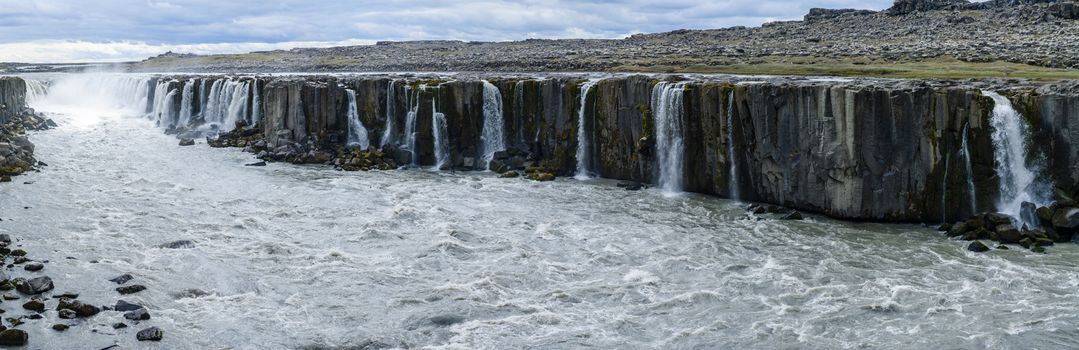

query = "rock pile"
[939,201,1079,253]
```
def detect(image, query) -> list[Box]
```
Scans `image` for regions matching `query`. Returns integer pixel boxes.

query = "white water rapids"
[2,74,1078,349]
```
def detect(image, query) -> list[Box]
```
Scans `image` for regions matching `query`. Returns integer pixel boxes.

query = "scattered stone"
[967,241,990,252]
[499,171,519,178]
[15,276,53,294]
[136,327,163,342]
[23,262,43,272]
[116,285,147,295]
[245,161,267,167]
[995,225,1022,244]
[109,274,133,285]
[1,294,16,301]
[12,257,27,265]
[159,240,195,249]
[56,292,79,299]
[178,138,195,146]
[0,329,27,346]
[52,324,68,331]
[429,314,466,327]
[781,212,805,220]
[0,234,11,244]
[1032,245,1047,254]
[21,298,44,312]
[113,322,127,329]
[997,245,1010,250]
[58,309,77,319]
[114,300,144,312]
[526,172,556,182]
[124,308,150,321]
[9,250,25,257]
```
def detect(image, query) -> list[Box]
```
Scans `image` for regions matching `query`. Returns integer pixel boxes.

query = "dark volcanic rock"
[0,329,27,346]
[22,262,43,272]
[967,241,990,252]
[109,274,133,285]
[887,0,970,15]
[124,308,151,321]
[159,240,195,249]
[21,299,44,312]
[114,300,144,312]
[116,284,147,295]
[136,327,164,341]
[15,276,53,294]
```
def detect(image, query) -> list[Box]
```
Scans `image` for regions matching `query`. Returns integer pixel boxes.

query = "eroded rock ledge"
[130,73,1079,224]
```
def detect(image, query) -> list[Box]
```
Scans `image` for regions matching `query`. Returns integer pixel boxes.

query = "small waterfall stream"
[346,89,371,149]
[575,79,601,179]
[403,85,424,165]
[432,92,449,170]
[480,81,505,169]
[652,82,687,194]
[726,90,740,201]
[251,79,261,126]
[178,79,195,127]
[381,80,396,148]
[985,91,1050,222]
[960,123,978,216]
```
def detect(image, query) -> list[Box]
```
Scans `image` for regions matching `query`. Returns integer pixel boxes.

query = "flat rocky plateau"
[106,0,1079,78]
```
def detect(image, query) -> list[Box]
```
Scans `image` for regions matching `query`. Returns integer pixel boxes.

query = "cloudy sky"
[0,0,893,63]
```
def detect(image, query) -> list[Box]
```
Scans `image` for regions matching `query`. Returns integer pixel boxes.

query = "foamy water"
[0,76,1077,349]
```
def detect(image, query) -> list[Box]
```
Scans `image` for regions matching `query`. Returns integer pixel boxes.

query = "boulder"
[159,240,195,249]
[967,240,990,252]
[178,138,195,146]
[124,308,151,321]
[526,172,556,182]
[15,276,53,294]
[995,224,1022,243]
[21,299,44,312]
[136,327,164,341]
[114,300,144,312]
[109,274,134,285]
[1051,207,1079,229]
[0,329,27,346]
[116,284,147,295]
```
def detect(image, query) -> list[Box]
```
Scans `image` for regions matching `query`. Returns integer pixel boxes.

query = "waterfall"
[251,79,261,126]
[224,80,250,129]
[204,79,225,126]
[480,80,506,169]
[381,80,396,148]
[513,80,526,149]
[726,90,740,201]
[24,79,48,105]
[652,82,687,194]
[198,79,210,118]
[403,85,425,165]
[432,99,449,170]
[345,89,371,149]
[574,79,601,179]
[985,91,1051,222]
[178,79,195,127]
[960,123,978,216]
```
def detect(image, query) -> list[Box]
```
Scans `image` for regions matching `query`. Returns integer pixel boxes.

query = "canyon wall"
[0,77,26,124]
[135,75,1079,223]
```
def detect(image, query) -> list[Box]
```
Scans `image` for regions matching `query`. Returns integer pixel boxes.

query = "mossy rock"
[527,172,556,182]
[499,171,520,178]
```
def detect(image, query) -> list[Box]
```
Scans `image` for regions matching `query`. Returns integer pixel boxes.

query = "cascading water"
[652,82,687,195]
[575,79,601,180]
[203,79,225,126]
[250,79,261,126]
[24,79,48,105]
[178,79,195,127]
[432,98,449,170]
[224,80,250,129]
[480,80,506,169]
[345,89,371,149]
[381,81,396,148]
[403,85,424,165]
[726,90,740,201]
[198,79,210,119]
[985,91,1051,223]
[513,80,526,149]
[960,123,978,216]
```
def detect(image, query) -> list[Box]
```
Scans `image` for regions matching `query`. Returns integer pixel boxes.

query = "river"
[1,74,1077,349]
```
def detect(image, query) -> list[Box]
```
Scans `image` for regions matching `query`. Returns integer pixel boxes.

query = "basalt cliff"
[68,73,1074,231]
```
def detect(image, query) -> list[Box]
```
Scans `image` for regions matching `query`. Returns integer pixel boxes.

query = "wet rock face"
[143,74,1079,223]
[0,78,26,124]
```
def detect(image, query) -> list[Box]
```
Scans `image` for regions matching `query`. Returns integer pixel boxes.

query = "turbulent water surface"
[1,75,1079,350]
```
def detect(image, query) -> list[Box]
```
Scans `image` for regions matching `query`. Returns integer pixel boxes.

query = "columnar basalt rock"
[117,74,1079,223]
